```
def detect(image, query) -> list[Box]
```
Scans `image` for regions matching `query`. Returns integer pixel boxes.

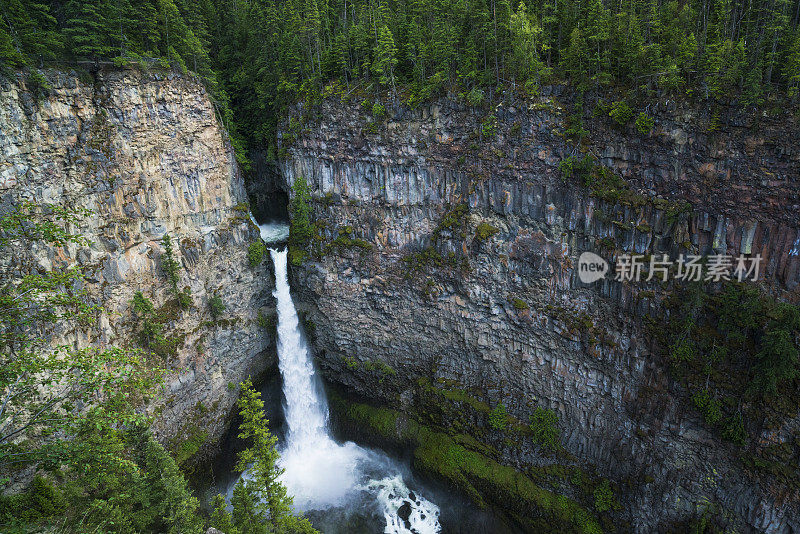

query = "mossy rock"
[336,395,603,534]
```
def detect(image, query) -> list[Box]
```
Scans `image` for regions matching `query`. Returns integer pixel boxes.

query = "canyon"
[2,67,799,532]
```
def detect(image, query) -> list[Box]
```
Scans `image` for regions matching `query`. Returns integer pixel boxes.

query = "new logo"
[578,252,609,284]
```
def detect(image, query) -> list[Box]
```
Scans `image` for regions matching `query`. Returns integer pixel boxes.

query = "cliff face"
[0,69,273,462]
[279,95,799,532]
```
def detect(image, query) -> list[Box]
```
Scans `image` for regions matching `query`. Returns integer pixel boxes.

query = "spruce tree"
[63,0,116,59]
[231,379,317,533]
[372,24,398,89]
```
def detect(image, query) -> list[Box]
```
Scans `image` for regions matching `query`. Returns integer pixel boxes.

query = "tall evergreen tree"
[63,0,116,59]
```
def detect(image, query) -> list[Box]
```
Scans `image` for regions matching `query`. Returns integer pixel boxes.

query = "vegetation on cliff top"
[3,0,799,163]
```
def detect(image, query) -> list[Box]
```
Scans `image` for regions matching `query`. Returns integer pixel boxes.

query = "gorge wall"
[0,69,274,464]
[278,94,800,532]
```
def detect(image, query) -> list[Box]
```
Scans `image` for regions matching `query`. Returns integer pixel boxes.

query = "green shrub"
[342,355,359,370]
[326,226,373,254]
[635,112,654,134]
[248,240,267,267]
[593,99,610,117]
[670,338,697,363]
[593,479,615,512]
[481,114,497,138]
[489,403,508,430]
[722,413,747,446]
[475,222,499,241]
[559,154,595,184]
[530,407,560,450]
[372,102,386,120]
[178,286,193,309]
[511,297,529,310]
[465,87,485,107]
[132,290,155,316]
[434,203,470,238]
[209,294,225,319]
[0,476,67,523]
[565,100,589,141]
[692,390,723,426]
[130,292,182,359]
[26,69,51,101]
[608,100,633,125]
[524,79,540,97]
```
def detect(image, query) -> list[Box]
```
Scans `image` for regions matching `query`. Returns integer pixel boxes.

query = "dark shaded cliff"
[277,92,800,532]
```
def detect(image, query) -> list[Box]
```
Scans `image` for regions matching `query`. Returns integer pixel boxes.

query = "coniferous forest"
[2,1,800,533]
[3,0,800,163]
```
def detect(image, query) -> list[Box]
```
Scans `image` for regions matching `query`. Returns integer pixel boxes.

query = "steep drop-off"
[277,95,800,532]
[0,69,273,464]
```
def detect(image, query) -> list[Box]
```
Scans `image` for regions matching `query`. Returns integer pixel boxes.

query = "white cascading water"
[267,245,441,533]
[271,246,328,446]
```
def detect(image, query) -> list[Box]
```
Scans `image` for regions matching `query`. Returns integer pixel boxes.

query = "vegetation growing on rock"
[660,282,800,485]
[209,294,226,319]
[162,233,192,309]
[334,393,604,534]
[248,240,267,267]
[474,221,500,241]
[488,403,509,430]
[530,407,561,451]
[288,175,314,266]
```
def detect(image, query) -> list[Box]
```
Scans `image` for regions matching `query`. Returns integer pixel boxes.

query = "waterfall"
[265,245,441,533]
[271,247,329,447]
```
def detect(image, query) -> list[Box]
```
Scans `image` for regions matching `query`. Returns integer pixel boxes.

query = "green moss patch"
[334,394,602,534]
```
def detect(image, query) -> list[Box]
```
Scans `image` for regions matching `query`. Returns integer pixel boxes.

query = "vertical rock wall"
[0,69,274,462]
[279,95,799,532]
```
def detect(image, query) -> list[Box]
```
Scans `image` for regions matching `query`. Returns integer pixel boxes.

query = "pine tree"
[161,233,180,288]
[210,493,240,534]
[372,24,398,89]
[230,379,317,533]
[0,25,26,69]
[509,1,545,86]
[562,26,589,89]
[784,27,800,98]
[1,0,63,65]
[63,0,116,59]
[750,302,800,396]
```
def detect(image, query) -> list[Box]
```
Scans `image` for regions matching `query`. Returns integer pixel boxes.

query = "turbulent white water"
[364,476,442,534]
[268,246,441,533]
[255,218,290,243]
